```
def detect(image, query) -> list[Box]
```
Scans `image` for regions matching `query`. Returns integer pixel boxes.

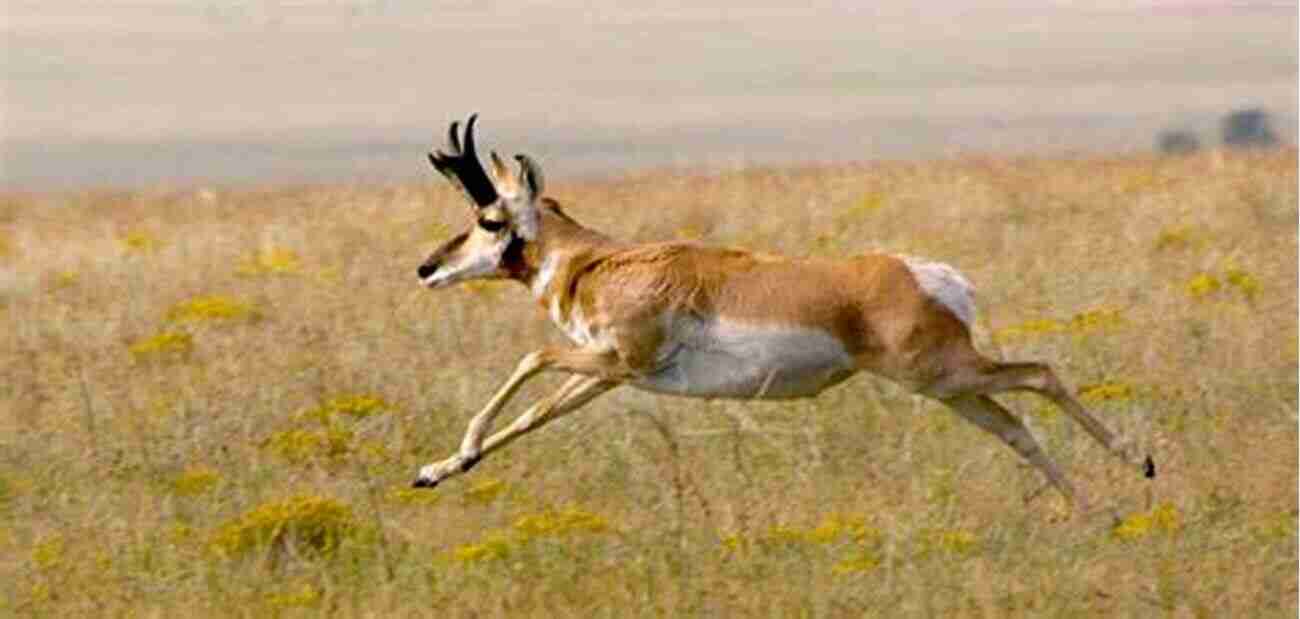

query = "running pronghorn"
[412,115,1153,512]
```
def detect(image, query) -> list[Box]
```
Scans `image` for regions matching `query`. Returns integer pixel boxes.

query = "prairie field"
[0,149,1296,617]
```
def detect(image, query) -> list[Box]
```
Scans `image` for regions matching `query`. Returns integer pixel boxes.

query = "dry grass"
[1,149,1296,617]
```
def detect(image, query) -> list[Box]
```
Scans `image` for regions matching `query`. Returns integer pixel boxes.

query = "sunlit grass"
[1,149,1294,617]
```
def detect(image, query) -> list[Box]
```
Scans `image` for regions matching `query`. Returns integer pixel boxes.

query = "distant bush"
[1222,108,1279,148]
[1157,130,1200,155]
[1159,129,1196,154]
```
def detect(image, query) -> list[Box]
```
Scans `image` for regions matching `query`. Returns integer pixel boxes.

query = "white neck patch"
[506,202,539,241]
[530,254,558,299]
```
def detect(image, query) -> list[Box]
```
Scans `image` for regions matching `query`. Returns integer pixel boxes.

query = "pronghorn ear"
[514,154,545,202]
[488,150,519,195]
[500,154,542,240]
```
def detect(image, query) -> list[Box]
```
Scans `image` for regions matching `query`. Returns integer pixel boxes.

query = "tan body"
[527,223,965,399]
[412,117,1151,514]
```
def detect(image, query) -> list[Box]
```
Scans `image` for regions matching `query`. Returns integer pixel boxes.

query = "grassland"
[0,149,1296,617]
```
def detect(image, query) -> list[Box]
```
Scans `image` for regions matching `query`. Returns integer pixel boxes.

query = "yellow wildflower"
[129,331,194,361]
[172,465,220,496]
[388,487,440,506]
[266,583,323,610]
[1186,273,1221,299]
[120,231,164,254]
[452,532,513,563]
[297,393,392,424]
[720,533,746,553]
[833,551,881,574]
[1078,381,1135,404]
[1069,308,1124,333]
[166,295,259,323]
[1224,267,1260,300]
[930,529,978,555]
[463,478,507,505]
[50,271,79,290]
[993,318,1066,343]
[264,428,353,463]
[324,394,390,419]
[1153,226,1202,252]
[237,247,302,276]
[806,513,878,545]
[512,505,610,537]
[210,495,357,558]
[31,535,64,570]
[1113,503,1181,541]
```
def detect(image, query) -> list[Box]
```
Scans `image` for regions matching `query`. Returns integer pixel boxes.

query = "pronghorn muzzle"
[416,232,469,284]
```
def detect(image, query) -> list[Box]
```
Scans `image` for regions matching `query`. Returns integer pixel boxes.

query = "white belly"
[632,318,857,400]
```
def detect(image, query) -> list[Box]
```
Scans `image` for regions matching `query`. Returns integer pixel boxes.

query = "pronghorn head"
[418,115,545,289]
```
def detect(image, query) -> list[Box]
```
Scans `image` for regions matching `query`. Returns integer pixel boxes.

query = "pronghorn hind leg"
[941,394,1089,512]
[965,361,1151,476]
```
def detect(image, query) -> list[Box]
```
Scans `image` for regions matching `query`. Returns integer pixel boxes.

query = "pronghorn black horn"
[428,113,499,208]
[447,120,462,153]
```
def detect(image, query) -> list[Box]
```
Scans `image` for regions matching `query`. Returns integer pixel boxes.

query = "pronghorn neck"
[510,201,616,303]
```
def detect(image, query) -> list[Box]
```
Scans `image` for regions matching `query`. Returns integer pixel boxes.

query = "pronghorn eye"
[478,218,508,233]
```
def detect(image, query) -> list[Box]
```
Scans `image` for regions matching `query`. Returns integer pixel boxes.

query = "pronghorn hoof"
[412,476,439,489]
[460,453,481,473]
[413,463,443,489]
[1143,455,1156,479]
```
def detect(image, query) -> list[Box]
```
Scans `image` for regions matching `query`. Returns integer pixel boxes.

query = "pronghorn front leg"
[413,346,630,488]
[478,375,616,458]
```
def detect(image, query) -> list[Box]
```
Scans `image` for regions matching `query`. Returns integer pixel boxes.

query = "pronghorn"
[412,114,1153,512]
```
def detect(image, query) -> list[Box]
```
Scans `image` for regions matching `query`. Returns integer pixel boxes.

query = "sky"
[2,1,1296,189]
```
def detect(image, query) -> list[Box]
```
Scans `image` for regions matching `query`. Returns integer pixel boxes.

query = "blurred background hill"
[2,1,1296,189]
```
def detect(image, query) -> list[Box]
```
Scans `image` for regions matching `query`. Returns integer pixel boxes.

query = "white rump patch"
[899,256,976,326]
